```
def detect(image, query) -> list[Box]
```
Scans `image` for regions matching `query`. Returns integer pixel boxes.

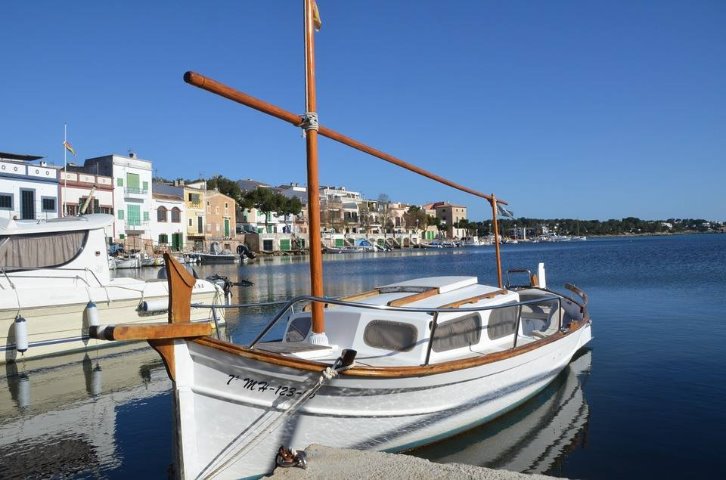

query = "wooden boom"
[183,71,506,206]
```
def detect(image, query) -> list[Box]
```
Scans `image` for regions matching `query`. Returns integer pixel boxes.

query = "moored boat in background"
[0,214,225,363]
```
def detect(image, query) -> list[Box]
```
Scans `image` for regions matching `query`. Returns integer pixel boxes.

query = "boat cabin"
[257,276,569,366]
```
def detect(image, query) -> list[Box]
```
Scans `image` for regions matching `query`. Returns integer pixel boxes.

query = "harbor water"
[1,234,725,478]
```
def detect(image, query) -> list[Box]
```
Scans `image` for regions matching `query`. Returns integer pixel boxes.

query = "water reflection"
[409,349,592,475]
[0,345,169,479]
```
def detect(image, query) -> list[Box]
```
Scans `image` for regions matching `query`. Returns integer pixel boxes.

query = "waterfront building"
[0,152,60,221]
[150,187,186,251]
[427,201,468,239]
[84,153,153,245]
[183,181,206,250]
[62,165,114,217]
[205,188,236,251]
[320,185,363,234]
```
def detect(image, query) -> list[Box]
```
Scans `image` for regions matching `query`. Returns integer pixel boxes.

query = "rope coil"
[299,112,319,131]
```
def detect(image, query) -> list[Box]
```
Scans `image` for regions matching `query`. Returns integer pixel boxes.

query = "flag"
[64,140,76,156]
[312,1,322,31]
[496,202,514,219]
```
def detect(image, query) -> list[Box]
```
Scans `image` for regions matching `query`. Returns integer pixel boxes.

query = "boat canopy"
[0,230,87,271]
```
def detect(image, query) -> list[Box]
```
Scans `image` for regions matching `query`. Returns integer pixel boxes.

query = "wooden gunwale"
[193,320,588,379]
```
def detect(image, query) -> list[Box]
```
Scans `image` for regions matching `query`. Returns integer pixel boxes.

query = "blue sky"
[2,1,724,221]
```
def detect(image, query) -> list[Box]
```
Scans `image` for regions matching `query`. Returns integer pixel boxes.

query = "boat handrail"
[193,292,563,350]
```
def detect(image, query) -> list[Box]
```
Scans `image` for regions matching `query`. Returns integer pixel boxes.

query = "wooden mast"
[182,3,511,310]
[490,195,503,288]
[302,0,326,340]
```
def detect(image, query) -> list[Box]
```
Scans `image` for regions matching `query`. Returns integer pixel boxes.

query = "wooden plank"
[302,288,382,312]
[91,322,212,341]
[387,287,439,307]
[339,288,381,302]
[438,289,509,309]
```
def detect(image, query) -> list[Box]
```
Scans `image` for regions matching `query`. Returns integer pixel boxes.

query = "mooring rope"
[200,362,348,480]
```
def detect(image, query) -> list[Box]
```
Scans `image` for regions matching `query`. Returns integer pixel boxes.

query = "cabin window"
[364,320,418,352]
[432,313,481,352]
[0,193,13,209]
[0,230,87,271]
[487,303,519,340]
[285,316,311,342]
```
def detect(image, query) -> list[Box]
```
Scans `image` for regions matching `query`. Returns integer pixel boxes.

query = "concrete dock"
[266,445,560,480]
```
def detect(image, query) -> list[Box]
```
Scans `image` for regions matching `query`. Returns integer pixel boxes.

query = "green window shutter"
[119,233,125,239]
[127,173,140,188]
[117,178,123,187]
[118,209,125,220]
[142,181,149,192]
[127,205,141,226]
[143,211,150,222]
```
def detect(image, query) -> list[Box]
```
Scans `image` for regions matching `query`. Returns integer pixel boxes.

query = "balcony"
[125,220,148,234]
[187,226,205,237]
[124,187,148,198]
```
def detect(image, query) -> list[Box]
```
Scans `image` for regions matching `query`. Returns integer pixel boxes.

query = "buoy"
[14,315,28,353]
[17,373,30,409]
[86,301,100,328]
[538,262,547,289]
[140,299,168,313]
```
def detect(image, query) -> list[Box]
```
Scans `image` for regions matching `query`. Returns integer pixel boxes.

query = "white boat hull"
[1,280,222,363]
[171,323,592,479]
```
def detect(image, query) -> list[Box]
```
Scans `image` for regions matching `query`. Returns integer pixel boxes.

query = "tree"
[206,175,242,203]
[377,194,392,237]
[241,188,285,232]
[278,196,303,232]
[403,206,428,237]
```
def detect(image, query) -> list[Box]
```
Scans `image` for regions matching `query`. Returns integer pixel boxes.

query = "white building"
[151,189,186,251]
[0,152,60,220]
[60,168,114,217]
[84,153,153,243]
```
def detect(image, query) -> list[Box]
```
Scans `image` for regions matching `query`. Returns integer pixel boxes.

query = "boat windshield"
[0,230,87,271]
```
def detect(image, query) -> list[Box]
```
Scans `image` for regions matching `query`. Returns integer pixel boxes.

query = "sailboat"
[91,2,592,479]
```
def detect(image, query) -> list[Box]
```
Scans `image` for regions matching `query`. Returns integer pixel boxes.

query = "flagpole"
[63,123,68,217]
